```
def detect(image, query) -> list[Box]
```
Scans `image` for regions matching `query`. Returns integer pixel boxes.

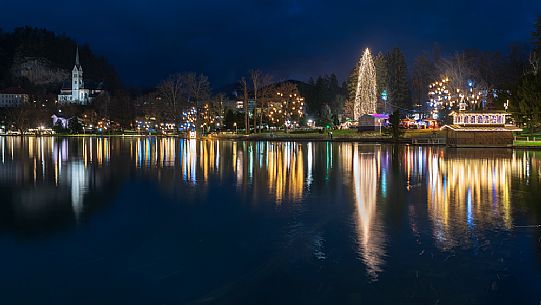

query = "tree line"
[1,16,541,133]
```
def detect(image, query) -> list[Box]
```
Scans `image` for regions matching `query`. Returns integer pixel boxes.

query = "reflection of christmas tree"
[353,48,377,120]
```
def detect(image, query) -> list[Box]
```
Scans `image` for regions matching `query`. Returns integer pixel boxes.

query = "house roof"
[442,124,522,132]
[0,87,27,94]
[450,110,509,115]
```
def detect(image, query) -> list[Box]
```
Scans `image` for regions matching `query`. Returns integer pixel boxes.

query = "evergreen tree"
[387,110,404,141]
[52,121,66,134]
[386,48,411,108]
[328,73,340,93]
[305,74,345,118]
[516,73,541,132]
[533,14,541,54]
[374,52,388,101]
[109,90,134,129]
[346,67,358,106]
[68,118,83,134]
[411,52,435,108]
[315,76,327,113]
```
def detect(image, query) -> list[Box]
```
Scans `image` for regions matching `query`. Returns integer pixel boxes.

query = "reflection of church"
[58,47,105,105]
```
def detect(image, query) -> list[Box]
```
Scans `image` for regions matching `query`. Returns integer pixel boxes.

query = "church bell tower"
[71,46,84,102]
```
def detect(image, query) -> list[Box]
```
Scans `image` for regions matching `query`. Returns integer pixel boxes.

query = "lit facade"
[0,87,29,107]
[443,111,521,147]
[58,46,105,105]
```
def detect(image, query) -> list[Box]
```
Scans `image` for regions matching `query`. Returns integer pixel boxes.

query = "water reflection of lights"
[3,137,541,247]
[0,137,106,220]
[306,142,314,186]
[132,138,227,185]
[350,144,386,279]
[181,139,197,183]
[426,151,518,250]
[265,142,304,203]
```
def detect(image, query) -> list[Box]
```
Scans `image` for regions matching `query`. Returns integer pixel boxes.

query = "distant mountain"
[213,82,241,99]
[0,26,122,92]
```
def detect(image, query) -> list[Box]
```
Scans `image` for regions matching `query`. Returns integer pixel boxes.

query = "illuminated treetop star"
[354,48,377,120]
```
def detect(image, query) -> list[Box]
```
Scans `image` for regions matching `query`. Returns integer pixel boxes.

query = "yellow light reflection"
[426,150,515,250]
[350,144,385,279]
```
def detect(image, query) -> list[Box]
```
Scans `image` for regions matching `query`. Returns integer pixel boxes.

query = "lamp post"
[286,94,291,133]
[233,122,237,134]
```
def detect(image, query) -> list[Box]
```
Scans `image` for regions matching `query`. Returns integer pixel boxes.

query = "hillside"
[0,27,122,92]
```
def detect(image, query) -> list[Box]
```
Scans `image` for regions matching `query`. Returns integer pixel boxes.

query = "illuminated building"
[0,87,29,108]
[57,46,105,105]
[442,111,521,147]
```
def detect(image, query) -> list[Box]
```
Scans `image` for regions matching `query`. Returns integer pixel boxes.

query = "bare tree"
[250,69,262,133]
[157,74,184,120]
[240,77,250,134]
[184,73,210,106]
[438,53,473,95]
[258,74,274,132]
[436,52,494,110]
[213,93,226,127]
[7,103,30,131]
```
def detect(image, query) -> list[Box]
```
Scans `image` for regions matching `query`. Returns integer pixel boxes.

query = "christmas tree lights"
[354,48,377,120]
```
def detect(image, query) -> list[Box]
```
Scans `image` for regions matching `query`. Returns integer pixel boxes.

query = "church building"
[58,47,105,105]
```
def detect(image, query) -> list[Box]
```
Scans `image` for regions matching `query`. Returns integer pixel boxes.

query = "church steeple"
[74,45,82,69]
[72,45,84,102]
[75,45,80,67]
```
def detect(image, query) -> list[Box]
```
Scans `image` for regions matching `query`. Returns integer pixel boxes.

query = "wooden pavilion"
[442,111,522,148]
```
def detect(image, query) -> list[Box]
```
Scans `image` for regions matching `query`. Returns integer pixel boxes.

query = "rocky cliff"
[10,56,69,85]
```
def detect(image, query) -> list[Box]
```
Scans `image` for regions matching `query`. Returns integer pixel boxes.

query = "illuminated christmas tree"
[354,48,377,120]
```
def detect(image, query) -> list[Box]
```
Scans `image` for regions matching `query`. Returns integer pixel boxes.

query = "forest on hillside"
[0,26,121,92]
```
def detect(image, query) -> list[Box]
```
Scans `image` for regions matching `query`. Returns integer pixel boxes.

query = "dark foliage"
[387,110,404,141]
[0,26,122,91]
[68,117,82,134]
[303,74,345,117]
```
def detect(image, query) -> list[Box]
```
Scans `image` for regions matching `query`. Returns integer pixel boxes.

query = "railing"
[514,136,538,142]
[513,136,541,147]
[411,138,447,145]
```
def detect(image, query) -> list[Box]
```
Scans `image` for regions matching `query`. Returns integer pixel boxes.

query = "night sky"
[1,0,540,87]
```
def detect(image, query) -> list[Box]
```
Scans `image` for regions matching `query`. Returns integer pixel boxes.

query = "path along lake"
[0,136,540,305]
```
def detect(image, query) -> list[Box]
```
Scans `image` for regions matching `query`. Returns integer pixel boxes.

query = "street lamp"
[233,122,237,134]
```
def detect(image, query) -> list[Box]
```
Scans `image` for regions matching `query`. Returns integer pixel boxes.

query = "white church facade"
[58,47,105,105]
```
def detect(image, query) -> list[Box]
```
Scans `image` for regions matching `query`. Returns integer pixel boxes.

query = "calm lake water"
[0,136,540,305]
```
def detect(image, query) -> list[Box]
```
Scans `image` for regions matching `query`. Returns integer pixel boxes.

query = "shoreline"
[3,133,541,149]
[0,133,414,143]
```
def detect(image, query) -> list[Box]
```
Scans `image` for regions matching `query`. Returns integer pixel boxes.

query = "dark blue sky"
[1,0,540,87]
